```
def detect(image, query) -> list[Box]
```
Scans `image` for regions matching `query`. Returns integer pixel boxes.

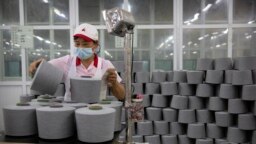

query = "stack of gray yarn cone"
[3,94,121,143]
[117,56,256,144]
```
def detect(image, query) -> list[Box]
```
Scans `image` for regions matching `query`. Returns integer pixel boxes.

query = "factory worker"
[29,23,125,101]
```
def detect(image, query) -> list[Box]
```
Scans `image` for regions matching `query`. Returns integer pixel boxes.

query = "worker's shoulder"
[99,57,114,67]
[49,55,71,64]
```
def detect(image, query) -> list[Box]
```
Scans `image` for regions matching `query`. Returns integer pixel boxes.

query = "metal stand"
[124,31,133,144]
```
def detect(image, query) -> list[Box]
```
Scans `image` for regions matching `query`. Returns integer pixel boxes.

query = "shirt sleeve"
[48,55,70,72]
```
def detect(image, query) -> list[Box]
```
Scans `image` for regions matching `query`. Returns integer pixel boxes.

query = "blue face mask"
[74,47,94,60]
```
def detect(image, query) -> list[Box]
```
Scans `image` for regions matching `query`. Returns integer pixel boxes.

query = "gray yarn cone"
[3,105,37,136]
[215,139,228,144]
[20,94,35,103]
[170,122,186,135]
[62,102,87,109]
[119,122,136,136]
[152,94,169,108]
[144,135,161,144]
[36,106,75,139]
[153,121,169,135]
[205,70,224,84]
[173,71,187,83]
[196,109,214,123]
[161,135,178,144]
[233,56,256,70]
[142,94,151,107]
[214,58,233,70]
[225,70,234,84]
[186,71,205,84]
[179,83,196,96]
[228,99,248,114]
[132,83,143,95]
[187,123,206,138]
[219,84,239,99]
[178,109,196,124]
[133,61,146,72]
[196,84,214,97]
[252,130,256,144]
[163,108,178,122]
[151,71,167,82]
[170,95,188,110]
[232,70,253,85]
[121,107,126,122]
[195,138,213,144]
[208,97,226,111]
[137,121,153,136]
[178,135,193,144]
[166,71,174,82]
[215,111,234,127]
[196,58,214,70]
[30,89,42,96]
[135,72,150,83]
[253,70,256,84]
[238,113,256,130]
[227,127,248,143]
[145,83,160,94]
[161,82,178,95]
[99,101,123,132]
[206,123,225,138]
[31,60,64,95]
[254,101,256,116]
[111,61,124,72]
[53,83,65,97]
[132,135,143,143]
[146,107,162,121]
[188,97,205,110]
[241,85,256,101]
[75,107,115,143]
[70,77,101,103]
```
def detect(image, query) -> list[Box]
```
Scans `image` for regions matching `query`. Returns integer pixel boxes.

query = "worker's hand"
[106,68,118,87]
[29,58,44,77]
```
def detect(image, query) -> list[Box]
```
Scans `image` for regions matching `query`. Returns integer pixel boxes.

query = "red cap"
[74,34,94,42]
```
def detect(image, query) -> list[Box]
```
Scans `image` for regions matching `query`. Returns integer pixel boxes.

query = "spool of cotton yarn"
[75,105,116,143]
[99,100,123,131]
[30,60,64,95]
[3,103,37,136]
[36,105,75,139]
[70,77,101,103]
[62,101,87,109]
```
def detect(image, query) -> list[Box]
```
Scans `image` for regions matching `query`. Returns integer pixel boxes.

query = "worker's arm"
[106,68,125,100]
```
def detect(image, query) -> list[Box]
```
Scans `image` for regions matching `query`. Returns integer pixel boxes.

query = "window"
[233,28,256,57]
[24,0,69,25]
[183,0,228,24]
[233,0,256,24]
[0,0,19,25]
[0,30,21,80]
[183,28,228,70]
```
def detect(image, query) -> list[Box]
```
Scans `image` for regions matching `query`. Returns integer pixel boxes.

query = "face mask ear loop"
[96,44,101,55]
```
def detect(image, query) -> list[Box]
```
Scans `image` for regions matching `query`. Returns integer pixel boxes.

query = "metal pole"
[124,31,133,144]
